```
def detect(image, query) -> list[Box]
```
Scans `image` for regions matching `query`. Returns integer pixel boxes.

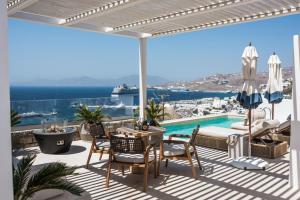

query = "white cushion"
[252,119,280,137]
[163,144,194,156]
[278,120,291,131]
[231,119,266,131]
[231,122,249,130]
[96,141,110,149]
[198,126,248,139]
[114,153,154,163]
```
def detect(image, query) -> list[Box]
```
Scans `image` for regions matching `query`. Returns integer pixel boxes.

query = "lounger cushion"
[231,119,266,130]
[163,144,194,156]
[278,120,291,131]
[198,126,247,139]
[114,153,154,163]
[244,109,266,125]
[252,119,280,138]
[231,122,249,130]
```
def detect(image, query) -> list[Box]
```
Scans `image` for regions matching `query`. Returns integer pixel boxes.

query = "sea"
[10,86,236,126]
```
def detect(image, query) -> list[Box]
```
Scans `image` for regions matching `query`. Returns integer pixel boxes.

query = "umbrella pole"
[248,108,252,158]
[272,103,274,120]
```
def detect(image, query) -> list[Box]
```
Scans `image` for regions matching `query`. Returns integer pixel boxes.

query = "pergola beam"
[0,0,14,199]
[152,5,300,37]
[62,0,150,26]
[7,0,39,16]
[113,0,259,32]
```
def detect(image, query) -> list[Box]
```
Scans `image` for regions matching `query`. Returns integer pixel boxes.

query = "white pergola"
[1,0,300,199]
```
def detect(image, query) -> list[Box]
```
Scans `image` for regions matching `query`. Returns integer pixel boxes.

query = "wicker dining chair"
[106,134,157,192]
[159,125,202,178]
[86,123,110,168]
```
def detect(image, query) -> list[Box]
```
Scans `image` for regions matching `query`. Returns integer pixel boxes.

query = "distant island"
[11,67,293,92]
[11,74,169,87]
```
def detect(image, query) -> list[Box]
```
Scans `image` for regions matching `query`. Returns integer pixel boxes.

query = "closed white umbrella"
[233,43,267,170]
[237,44,262,109]
[264,53,283,119]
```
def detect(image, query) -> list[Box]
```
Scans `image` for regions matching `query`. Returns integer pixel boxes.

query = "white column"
[139,38,147,121]
[290,35,300,190]
[0,1,14,200]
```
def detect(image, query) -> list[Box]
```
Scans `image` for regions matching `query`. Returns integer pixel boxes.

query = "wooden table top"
[116,126,166,137]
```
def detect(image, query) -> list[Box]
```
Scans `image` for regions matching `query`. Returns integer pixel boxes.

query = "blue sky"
[8,14,300,83]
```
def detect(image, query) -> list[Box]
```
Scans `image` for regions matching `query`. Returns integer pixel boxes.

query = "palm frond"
[11,109,21,127]
[22,162,83,200]
[145,99,170,126]
[13,154,36,200]
[76,105,109,124]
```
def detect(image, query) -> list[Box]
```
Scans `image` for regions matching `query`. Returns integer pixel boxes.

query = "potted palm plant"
[146,99,169,126]
[76,105,108,141]
[13,154,83,200]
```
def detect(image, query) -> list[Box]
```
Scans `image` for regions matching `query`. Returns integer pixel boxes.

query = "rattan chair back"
[189,125,200,145]
[110,135,145,154]
[89,123,106,138]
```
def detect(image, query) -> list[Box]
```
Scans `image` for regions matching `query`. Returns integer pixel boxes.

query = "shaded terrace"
[1,0,300,199]
[14,140,299,200]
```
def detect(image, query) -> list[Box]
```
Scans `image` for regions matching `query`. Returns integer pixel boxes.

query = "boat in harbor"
[111,84,138,106]
[111,84,138,95]
[19,111,57,118]
[169,87,190,92]
[19,111,42,118]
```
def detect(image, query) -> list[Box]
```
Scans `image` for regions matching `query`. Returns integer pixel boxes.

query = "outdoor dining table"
[116,126,166,174]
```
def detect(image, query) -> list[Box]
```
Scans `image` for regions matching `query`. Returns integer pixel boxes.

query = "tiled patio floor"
[13,141,300,200]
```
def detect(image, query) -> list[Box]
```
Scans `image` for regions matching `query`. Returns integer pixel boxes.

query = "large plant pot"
[79,123,93,141]
[33,128,76,154]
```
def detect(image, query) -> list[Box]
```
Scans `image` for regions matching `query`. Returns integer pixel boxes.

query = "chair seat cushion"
[163,144,194,156]
[114,153,154,163]
[96,141,110,149]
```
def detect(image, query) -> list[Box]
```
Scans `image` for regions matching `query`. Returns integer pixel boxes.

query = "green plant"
[145,99,169,126]
[13,154,83,200]
[11,109,21,127]
[76,105,107,124]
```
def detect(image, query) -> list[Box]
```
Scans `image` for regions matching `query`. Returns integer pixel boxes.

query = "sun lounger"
[196,120,280,151]
[196,127,247,151]
[271,117,291,144]
[231,108,266,130]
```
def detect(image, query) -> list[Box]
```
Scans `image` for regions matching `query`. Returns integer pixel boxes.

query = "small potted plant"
[145,99,169,126]
[76,105,109,141]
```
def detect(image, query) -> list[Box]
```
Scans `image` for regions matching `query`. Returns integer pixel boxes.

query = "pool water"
[163,117,242,136]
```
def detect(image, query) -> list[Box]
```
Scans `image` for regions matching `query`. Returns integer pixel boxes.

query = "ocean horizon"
[10,86,236,126]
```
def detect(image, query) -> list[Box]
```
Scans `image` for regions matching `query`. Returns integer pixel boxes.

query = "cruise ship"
[111,84,138,95]
[111,84,138,106]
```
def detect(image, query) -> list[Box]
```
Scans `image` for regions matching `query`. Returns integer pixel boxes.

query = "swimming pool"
[163,116,242,136]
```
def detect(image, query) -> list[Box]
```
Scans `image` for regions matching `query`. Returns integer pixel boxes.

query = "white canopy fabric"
[265,54,283,104]
[237,45,262,109]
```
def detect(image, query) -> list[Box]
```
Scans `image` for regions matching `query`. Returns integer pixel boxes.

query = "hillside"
[160,67,293,92]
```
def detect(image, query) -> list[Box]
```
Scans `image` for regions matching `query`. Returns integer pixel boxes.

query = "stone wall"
[11,119,136,149]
